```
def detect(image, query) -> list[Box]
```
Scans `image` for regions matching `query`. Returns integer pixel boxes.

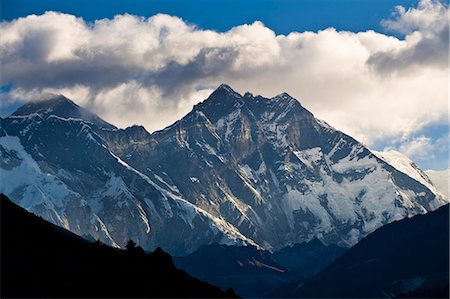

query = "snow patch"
[373,150,445,199]
[293,147,323,169]
[426,169,449,199]
[190,177,200,183]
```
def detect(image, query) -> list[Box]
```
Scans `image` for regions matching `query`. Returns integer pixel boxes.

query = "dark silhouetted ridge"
[273,204,449,298]
[0,193,237,298]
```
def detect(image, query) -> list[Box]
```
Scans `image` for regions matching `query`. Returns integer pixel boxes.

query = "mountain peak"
[12,94,77,117]
[189,84,244,123]
[217,83,238,93]
[271,92,297,103]
[210,84,242,99]
[190,85,313,127]
[243,92,254,98]
[11,94,115,129]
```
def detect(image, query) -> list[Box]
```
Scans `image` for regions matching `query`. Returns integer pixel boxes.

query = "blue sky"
[0,0,448,170]
[1,0,418,34]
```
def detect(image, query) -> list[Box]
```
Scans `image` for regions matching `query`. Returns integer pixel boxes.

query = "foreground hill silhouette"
[273,204,449,298]
[0,193,236,298]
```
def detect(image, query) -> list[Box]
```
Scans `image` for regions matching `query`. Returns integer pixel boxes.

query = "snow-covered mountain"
[426,169,449,199]
[0,95,254,254]
[373,150,446,199]
[12,94,116,129]
[0,85,447,254]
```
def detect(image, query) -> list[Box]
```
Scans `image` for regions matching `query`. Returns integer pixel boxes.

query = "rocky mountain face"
[0,114,252,254]
[0,84,447,255]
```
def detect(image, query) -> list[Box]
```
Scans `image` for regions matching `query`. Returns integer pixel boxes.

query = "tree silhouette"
[125,240,137,251]
[125,239,145,255]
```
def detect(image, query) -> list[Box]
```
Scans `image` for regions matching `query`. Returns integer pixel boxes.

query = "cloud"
[0,0,448,149]
[381,0,448,34]
[369,0,448,73]
[398,136,434,160]
[388,133,449,169]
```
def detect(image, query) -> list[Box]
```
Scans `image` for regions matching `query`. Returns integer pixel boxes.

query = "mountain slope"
[0,193,237,298]
[12,94,116,129]
[174,239,347,298]
[271,238,347,278]
[174,244,287,298]
[0,104,254,255]
[373,149,445,199]
[273,204,449,298]
[101,84,447,250]
[1,84,447,255]
[426,169,449,199]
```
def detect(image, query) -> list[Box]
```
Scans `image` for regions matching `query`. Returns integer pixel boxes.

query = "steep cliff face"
[99,84,447,250]
[0,95,255,255]
[1,85,447,254]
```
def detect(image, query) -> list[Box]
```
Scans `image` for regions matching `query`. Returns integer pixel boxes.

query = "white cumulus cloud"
[0,0,448,149]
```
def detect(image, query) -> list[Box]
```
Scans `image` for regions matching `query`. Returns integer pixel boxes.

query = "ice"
[0,135,118,246]
[426,168,449,199]
[215,109,241,141]
[293,147,323,169]
[0,136,73,209]
[109,149,256,245]
[374,149,447,200]
[190,177,200,183]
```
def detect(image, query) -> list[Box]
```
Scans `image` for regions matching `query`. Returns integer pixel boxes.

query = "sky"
[0,0,448,170]
[1,0,420,34]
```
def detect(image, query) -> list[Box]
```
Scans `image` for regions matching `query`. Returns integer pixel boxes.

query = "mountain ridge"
[373,149,445,199]
[426,168,449,199]
[272,203,449,298]
[11,94,116,130]
[1,84,447,255]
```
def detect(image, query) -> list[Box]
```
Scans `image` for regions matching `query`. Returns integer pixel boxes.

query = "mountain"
[0,193,237,298]
[272,204,449,298]
[271,238,347,279]
[12,94,116,129]
[426,169,449,199]
[0,101,255,254]
[174,243,288,298]
[173,239,347,298]
[0,84,447,255]
[373,149,445,199]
